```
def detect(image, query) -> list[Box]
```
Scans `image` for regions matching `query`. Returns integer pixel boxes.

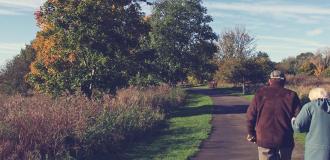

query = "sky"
[0,0,330,67]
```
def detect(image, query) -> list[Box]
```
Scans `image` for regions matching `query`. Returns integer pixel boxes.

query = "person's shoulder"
[283,88,298,96]
[255,86,268,94]
[301,101,314,111]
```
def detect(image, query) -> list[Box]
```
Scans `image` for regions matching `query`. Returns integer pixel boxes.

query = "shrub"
[0,86,185,159]
[187,75,199,86]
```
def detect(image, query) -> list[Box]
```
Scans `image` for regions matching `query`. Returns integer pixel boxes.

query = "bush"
[187,75,199,86]
[0,86,185,159]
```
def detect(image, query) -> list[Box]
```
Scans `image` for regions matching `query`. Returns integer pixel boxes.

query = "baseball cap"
[270,70,285,80]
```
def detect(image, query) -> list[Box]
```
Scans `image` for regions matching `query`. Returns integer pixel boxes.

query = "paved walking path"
[189,88,304,160]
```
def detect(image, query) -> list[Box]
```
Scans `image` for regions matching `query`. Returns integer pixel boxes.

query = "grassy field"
[125,94,213,160]
[242,94,306,146]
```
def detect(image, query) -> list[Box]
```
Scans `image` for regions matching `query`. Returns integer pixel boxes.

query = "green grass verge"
[125,94,213,160]
[242,94,306,146]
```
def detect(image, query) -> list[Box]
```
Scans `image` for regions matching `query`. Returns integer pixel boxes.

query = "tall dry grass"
[0,85,185,159]
[286,74,330,104]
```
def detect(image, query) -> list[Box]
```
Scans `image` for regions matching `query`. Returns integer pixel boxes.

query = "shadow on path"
[186,87,242,96]
[214,105,248,114]
[172,104,248,118]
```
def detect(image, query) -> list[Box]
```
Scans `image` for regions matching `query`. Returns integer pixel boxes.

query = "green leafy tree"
[28,0,152,97]
[276,57,298,75]
[254,51,275,82]
[296,52,314,62]
[217,58,269,94]
[0,44,36,95]
[149,0,218,84]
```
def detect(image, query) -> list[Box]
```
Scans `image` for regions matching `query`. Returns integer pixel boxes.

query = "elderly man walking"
[246,70,302,160]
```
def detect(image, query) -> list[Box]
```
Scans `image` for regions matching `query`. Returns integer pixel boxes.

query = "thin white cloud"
[0,43,25,66]
[257,44,316,62]
[205,2,330,24]
[205,2,330,16]
[0,0,44,9]
[257,44,315,55]
[306,28,323,36]
[0,0,45,15]
[256,35,330,61]
[258,35,326,48]
[0,42,25,52]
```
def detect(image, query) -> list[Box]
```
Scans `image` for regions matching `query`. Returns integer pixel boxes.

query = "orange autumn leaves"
[30,0,77,76]
[30,27,76,75]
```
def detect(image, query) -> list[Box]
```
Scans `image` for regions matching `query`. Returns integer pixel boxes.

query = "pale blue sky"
[1,0,330,67]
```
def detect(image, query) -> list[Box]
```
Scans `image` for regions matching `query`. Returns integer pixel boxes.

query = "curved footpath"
[189,88,304,160]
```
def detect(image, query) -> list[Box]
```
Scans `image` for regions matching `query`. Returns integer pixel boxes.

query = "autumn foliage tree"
[311,48,330,77]
[27,0,151,96]
[277,50,330,77]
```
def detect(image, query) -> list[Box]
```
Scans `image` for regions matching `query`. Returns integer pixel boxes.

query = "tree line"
[0,0,277,96]
[0,0,215,96]
[277,48,330,77]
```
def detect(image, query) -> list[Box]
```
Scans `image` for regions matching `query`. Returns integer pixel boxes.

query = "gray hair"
[309,87,329,101]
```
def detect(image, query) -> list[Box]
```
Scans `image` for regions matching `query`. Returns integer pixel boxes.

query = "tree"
[0,44,36,95]
[217,56,273,94]
[216,26,255,60]
[295,52,315,75]
[311,48,330,76]
[276,57,298,75]
[298,61,316,75]
[149,0,218,84]
[296,52,314,62]
[215,26,261,94]
[27,0,152,96]
[254,52,275,82]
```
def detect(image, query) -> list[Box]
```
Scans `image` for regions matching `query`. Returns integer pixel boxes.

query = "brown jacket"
[246,83,301,148]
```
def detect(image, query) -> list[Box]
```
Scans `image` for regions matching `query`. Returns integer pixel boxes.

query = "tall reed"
[0,85,185,159]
